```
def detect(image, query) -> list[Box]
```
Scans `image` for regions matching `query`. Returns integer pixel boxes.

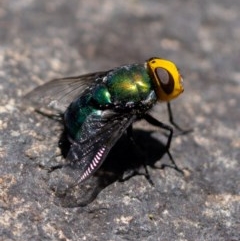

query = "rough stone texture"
[0,0,240,240]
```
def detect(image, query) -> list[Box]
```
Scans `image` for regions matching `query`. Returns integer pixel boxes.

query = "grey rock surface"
[0,0,239,240]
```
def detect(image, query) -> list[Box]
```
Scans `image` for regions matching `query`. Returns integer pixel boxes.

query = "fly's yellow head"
[146,57,184,102]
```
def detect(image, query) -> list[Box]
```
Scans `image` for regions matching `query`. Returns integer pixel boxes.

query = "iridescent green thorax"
[106,64,153,104]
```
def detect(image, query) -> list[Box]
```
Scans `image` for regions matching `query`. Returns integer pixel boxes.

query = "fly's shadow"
[46,128,175,208]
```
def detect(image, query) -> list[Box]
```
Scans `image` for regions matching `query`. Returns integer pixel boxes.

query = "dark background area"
[0,0,239,240]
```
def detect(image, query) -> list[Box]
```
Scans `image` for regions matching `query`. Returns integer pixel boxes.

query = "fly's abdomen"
[64,94,101,141]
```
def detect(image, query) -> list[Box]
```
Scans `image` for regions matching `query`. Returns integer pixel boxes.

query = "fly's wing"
[24,72,107,112]
[67,110,136,183]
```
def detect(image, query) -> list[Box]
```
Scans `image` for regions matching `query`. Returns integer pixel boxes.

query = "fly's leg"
[167,102,183,131]
[123,125,154,185]
[144,113,183,174]
[35,109,63,122]
[38,153,63,171]
[167,102,192,134]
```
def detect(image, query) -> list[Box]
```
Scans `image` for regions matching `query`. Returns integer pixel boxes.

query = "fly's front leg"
[167,102,183,131]
[144,113,183,174]
[167,102,192,134]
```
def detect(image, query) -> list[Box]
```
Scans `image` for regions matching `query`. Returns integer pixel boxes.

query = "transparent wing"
[24,71,107,111]
[67,110,136,183]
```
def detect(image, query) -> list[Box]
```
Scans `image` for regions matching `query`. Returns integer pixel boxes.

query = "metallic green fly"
[26,57,184,184]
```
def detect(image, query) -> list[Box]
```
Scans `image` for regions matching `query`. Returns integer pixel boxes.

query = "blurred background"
[0,1,239,240]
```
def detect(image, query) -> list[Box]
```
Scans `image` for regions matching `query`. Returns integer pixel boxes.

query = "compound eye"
[155,67,174,94]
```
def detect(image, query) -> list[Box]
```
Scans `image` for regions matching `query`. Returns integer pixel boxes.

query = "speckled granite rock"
[0,1,239,240]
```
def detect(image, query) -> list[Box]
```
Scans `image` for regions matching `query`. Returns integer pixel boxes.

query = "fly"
[26,57,185,184]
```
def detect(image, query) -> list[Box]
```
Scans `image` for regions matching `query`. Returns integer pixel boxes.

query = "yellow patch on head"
[147,57,184,102]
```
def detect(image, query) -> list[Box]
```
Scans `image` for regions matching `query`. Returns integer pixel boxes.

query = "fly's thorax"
[146,57,184,102]
[105,64,154,105]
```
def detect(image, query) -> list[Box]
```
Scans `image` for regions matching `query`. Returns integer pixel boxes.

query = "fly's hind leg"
[123,125,154,185]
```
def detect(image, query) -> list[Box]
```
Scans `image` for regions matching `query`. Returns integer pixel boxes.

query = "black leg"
[39,161,68,173]
[144,114,173,149]
[35,109,63,122]
[38,152,70,173]
[144,113,183,174]
[126,125,154,185]
[167,102,193,134]
[126,124,135,143]
[167,102,183,131]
